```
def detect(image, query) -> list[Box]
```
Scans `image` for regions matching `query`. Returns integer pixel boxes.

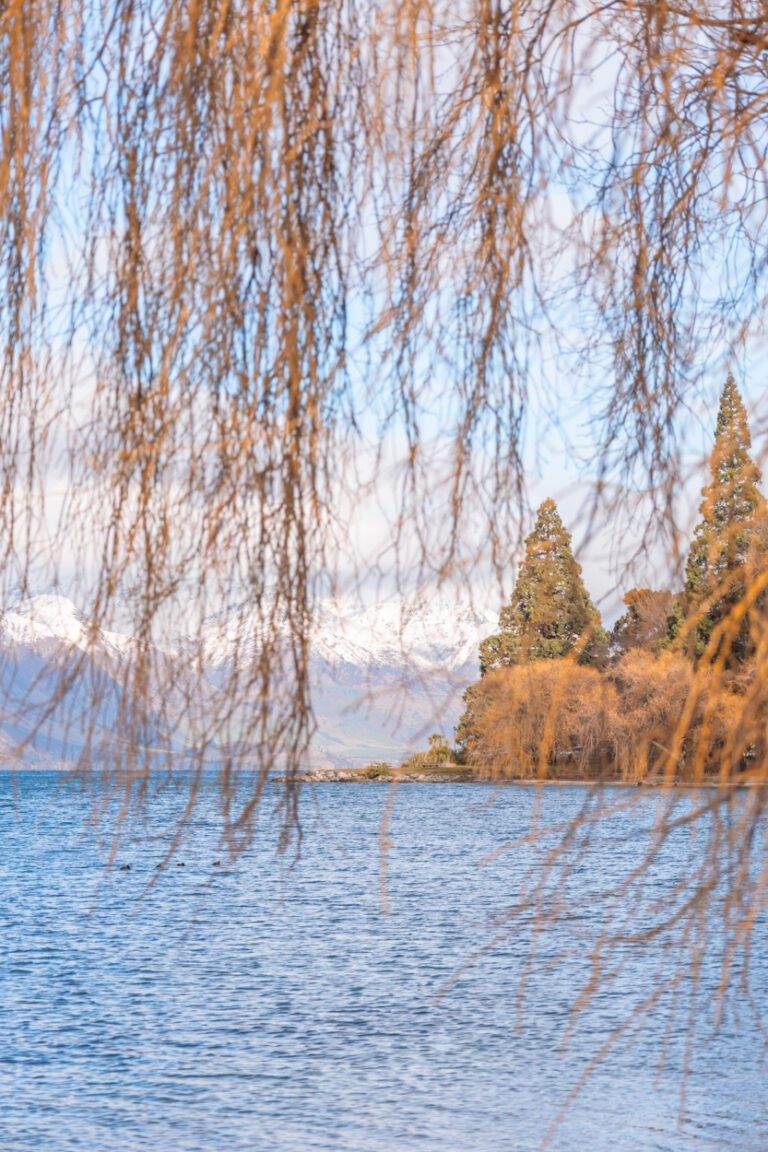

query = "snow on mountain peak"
[198,589,497,675]
[2,595,88,646]
[1,588,499,676]
[0,595,133,657]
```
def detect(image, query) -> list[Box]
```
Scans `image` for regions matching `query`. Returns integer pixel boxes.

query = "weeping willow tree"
[1,0,768,1099]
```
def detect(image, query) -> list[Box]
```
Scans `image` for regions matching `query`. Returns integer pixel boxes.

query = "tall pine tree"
[681,375,766,660]
[480,499,604,672]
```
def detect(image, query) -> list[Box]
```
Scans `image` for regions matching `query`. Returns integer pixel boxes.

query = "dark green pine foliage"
[683,375,766,660]
[480,498,604,673]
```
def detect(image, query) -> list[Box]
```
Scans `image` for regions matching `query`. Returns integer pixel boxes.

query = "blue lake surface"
[1,772,766,1151]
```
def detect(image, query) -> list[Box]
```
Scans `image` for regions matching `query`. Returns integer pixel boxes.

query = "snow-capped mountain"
[317,593,495,676]
[0,595,134,659]
[0,591,497,769]
[200,590,494,674]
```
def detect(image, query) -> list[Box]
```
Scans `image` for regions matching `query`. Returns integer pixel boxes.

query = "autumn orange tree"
[611,588,675,655]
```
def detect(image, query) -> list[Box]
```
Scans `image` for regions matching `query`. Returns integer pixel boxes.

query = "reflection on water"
[0,774,766,1151]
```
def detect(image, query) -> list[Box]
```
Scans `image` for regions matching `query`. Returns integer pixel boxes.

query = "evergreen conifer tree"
[682,375,766,660]
[480,499,604,672]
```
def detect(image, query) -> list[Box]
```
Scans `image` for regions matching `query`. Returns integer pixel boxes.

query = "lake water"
[1,773,766,1151]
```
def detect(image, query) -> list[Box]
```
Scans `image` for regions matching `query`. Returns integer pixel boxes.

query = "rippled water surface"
[1,773,767,1151]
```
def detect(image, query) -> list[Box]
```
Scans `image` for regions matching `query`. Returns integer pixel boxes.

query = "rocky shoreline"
[299,765,477,783]
[296,768,752,787]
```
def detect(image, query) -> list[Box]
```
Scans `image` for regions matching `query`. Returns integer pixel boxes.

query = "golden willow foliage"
[460,651,757,783]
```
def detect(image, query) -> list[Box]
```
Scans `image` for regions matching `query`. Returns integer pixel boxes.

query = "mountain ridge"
[0,591,496,768]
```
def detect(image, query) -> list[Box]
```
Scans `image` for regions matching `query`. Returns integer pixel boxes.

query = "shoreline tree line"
[456,377,768,782]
